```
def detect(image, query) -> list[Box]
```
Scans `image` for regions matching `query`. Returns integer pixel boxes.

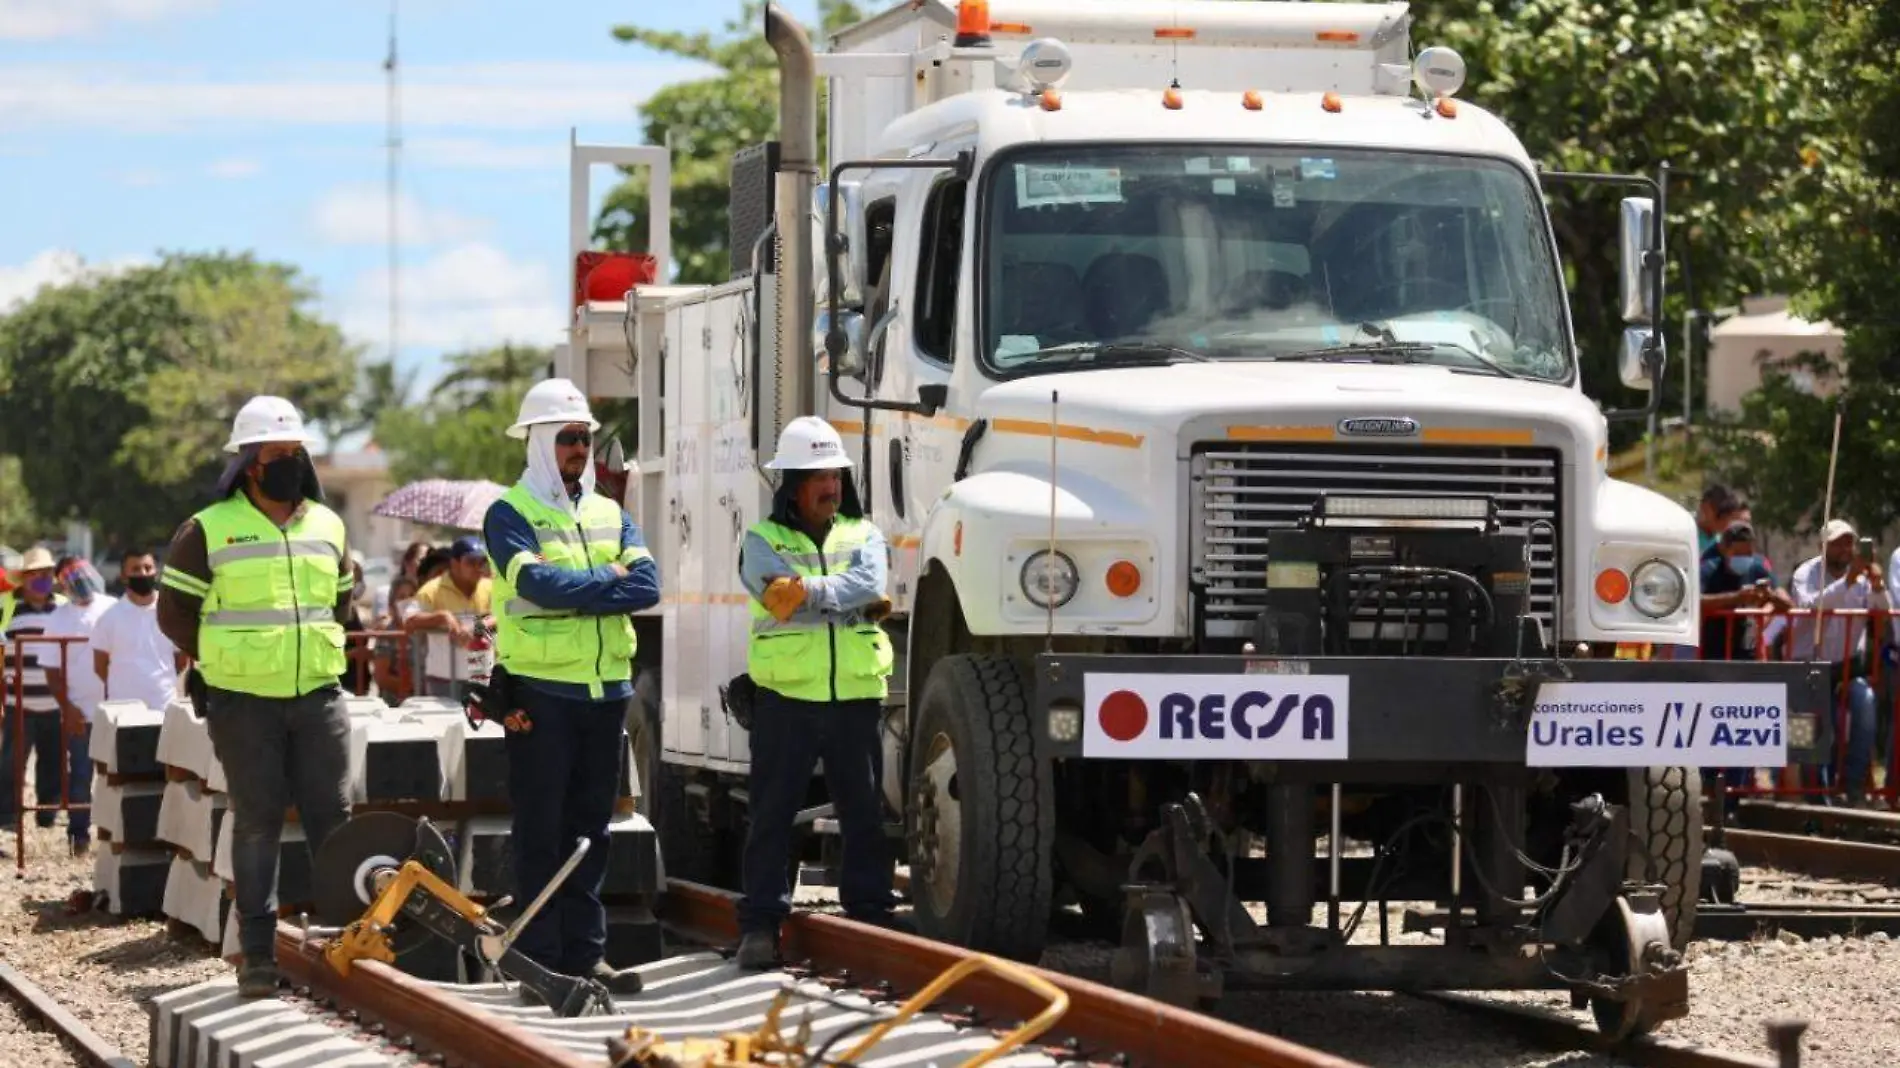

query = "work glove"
[863,597,893,623]
[762,577,808,622]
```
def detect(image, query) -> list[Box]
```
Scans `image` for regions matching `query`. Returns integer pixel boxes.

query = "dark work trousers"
[502,684,626,975]
[737,689,892,936]
[202,686,352,964]
[0,712,72,830]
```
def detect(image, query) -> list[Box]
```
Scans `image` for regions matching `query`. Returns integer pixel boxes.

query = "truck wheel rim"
[918,733,962,910]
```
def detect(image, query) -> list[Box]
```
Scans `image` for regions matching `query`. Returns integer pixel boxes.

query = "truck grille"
[1190,444,1562,644]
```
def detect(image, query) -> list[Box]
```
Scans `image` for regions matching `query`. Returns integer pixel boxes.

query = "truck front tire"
[906,654,1054,961]
[1628,766,1702,948]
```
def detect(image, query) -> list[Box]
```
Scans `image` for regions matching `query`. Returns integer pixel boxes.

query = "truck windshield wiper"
[1012,340,1213,366]
[1271,342,1436,363]
[1271,340,1529,380]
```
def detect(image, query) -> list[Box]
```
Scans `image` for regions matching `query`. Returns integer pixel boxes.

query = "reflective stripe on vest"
[489,482,636,697]
[744,517,892,703]
[194,495,348,699]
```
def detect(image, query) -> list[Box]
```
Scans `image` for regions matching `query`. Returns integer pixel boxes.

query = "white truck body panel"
[562,0,1702,777]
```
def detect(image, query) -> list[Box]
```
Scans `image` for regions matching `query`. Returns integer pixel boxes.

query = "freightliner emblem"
[1337,417,1419,437]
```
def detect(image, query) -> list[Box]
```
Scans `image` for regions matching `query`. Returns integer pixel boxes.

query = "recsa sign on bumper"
[1081,674,1350,759]
[1527,682,1789,768]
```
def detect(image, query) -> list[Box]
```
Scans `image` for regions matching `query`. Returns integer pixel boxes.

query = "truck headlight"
[1628,559,1687,618]
[1020,549,1079,609]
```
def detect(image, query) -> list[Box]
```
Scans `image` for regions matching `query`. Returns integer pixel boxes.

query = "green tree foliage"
[0,456,44,548]
[1702,2,1900,535]
[0,252,358,547]
[1413,0,1833,433]
[595,1,862,285]
[375,344,552,485]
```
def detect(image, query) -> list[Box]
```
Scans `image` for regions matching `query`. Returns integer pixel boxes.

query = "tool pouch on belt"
[720,674,757,731]
[464,663,523,732]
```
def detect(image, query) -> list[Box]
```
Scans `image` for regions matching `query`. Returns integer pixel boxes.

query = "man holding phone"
[1777,519,1887,805]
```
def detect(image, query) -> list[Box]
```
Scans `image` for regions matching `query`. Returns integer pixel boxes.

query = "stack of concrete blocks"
[89,700,170,917]
[143,694,231,951]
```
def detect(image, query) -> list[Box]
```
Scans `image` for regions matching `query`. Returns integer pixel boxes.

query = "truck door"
[850,167,969,607]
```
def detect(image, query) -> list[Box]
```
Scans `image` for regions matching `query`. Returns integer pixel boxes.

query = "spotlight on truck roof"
[1013,37,1074,94]
[1413,45,1466,99]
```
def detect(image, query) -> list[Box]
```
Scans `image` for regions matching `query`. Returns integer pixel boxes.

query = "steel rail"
[271,922,595,1068]
[1720,828,1900,885]
[661,879,1371,1068]
[1696,900,1900,940]
[0,959,140,1068]
[1733,799,1900,844]
[1420,993,1790,1068]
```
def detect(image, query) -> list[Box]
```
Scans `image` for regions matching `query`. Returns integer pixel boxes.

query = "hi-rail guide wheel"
[312,810,457,959]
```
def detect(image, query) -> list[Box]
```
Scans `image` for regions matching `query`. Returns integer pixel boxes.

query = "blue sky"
[0,0,824,394]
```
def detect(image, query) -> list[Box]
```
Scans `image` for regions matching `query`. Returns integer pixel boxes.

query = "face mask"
[124,574,160,596]
[1727,554,1759,575]
[256,455,304,502]
[25,576,53,597]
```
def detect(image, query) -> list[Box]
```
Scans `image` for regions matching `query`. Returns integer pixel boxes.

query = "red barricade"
[1694,605,1898,804]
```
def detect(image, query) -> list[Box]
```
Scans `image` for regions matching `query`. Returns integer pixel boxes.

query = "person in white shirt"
[91,549,182,713]
[42,560,115,855]
[1777,519,1886,805]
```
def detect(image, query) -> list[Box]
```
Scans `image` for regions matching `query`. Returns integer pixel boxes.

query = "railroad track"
[132,877,1818,1068]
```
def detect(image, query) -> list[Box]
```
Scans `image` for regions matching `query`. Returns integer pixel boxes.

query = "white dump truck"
[559,0,1826,1037]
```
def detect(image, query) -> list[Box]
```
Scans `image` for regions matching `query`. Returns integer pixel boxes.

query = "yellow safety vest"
[172,495,348,698]
[746,517,893,703]
[490,483,644,698]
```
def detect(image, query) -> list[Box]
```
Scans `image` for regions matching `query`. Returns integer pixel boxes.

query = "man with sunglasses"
[481,377,659,998]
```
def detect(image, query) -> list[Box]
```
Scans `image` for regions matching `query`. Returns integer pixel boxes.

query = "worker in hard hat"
[480,378,658,998]
[733,416,902,970]
[155,396,356,999]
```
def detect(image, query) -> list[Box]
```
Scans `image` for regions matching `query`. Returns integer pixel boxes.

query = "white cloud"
[0,249,152,311]
[0,59,704,132]
[205,156,260,179]
[0,0,217,40]
[338,242,563,352]
[313,185,487,247]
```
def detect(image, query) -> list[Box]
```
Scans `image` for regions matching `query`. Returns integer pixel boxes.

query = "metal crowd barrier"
[1629,606,1900,805]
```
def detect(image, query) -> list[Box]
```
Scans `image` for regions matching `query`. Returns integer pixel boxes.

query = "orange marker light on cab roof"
[1316,30,1360,43]
[1321,91,1343,113]
[1106,560,1142,598]
[1155,27,1196,40]
[1039,88,1062,111]
[1162,81,1183,110]
[953,521,963,557]
[954,0,991,46]
[990,21,1033,35]
[1435,97,1458,118]
[1595,568,1631,605]
[1242,89,1264,111]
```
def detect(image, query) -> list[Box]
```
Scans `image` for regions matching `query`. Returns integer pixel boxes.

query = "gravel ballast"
[0,818,226,1068]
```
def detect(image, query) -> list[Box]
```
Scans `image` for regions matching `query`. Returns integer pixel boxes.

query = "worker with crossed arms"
[733,416,905,969]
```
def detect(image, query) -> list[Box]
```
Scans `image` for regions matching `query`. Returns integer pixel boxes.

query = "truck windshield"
[980,145,1571,382]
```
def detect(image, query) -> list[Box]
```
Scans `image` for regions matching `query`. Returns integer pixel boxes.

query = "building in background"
[313,445,412,587]
[1706,295,1844,415]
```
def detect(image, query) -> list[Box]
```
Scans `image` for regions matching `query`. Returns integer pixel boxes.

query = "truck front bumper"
[1034,653,1830,771]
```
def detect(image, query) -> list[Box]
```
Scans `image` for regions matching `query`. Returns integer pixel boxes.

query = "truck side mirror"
[817,308,866,380]
[812,180,867,309]
[1618,326,1664,391]
[916,383,948,416]
[1618,197,1657,324]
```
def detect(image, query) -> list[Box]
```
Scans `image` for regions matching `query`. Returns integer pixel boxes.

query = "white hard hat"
[508,378,600,440]
[224,395,312,454]
[765,416,853,471]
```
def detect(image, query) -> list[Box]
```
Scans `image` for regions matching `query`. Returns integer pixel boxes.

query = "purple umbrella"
[372,479,507,531]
